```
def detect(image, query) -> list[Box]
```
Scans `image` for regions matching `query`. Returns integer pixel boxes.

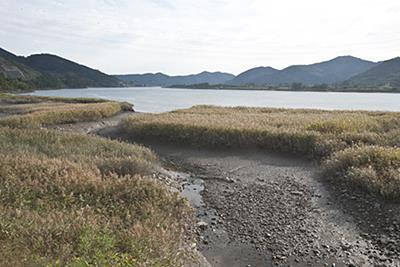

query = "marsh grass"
[0,128,191,266]
[0,93,132,128]
[0,94,193,266]
[121,105,400,199]
[323,146,400,199]
[0,93,109,104]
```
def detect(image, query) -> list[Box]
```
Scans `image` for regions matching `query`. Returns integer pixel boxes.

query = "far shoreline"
[162,86,400,94]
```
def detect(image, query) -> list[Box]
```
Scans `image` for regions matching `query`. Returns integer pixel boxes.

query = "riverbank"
[98,125,400,266]
[112,105,400,265]
[120,106,400,200]
[165,84,400,94]
[0,94,201,267]
[2,94,400,266]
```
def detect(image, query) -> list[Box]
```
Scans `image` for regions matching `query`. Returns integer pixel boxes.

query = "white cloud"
[0,0,399,75]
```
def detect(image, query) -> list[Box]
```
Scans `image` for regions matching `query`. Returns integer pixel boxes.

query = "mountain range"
[229,56,377,86]
[115,71,235,86]
[115,56,400,89]
[346,57,400,87]
[1,47,400,92]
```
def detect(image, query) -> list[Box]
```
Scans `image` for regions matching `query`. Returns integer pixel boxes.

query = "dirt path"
[46,111,134,134]
[51,117,399,267]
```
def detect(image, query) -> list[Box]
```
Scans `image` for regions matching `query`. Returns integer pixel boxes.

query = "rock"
[197,221,208,230]
[225,177,235,183]
[341,242,352,251]
[274,255,287,261]
[290,191,304,196]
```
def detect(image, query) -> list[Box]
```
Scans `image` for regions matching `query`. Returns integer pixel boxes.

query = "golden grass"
[0,93,109,104]
[0,127,157,173]
[323,146,400,199]
[0,95,193,266]
[121,106,400,157]
[121,105,400,199]
[0,93,132,128]
[0,128,192,266]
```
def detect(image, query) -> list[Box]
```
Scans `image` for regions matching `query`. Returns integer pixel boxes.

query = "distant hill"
[0,48,120,92]
[346,57,400,87]
[228,67,278,85]
[228,56,377,86]
[2,46,399,93]
[23,54,121,88]
[116,73,170,86]
[115,71,235,86]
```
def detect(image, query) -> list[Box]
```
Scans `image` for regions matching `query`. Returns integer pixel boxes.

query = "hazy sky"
[1,0,399,75]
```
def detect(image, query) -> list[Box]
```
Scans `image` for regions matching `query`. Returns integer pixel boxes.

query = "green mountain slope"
[0,48,120,92]
[346,57,400,87]
[228,56,377,86]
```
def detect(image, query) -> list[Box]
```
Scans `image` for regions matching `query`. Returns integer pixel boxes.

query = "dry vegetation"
[121,105,400,199]
[0,93,132,128]
[0,94,193,266]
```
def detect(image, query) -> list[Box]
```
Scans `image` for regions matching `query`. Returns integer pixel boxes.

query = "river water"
[28,87,400,113]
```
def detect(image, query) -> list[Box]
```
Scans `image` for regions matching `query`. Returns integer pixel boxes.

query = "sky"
[0,0,400,75]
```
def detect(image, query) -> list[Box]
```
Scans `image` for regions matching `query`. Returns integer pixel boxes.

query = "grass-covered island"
[121,106,400,199]
[0,94,193,266]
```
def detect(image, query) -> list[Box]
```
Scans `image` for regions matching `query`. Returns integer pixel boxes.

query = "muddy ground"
[98,123,400,267]
[51,113,400,267]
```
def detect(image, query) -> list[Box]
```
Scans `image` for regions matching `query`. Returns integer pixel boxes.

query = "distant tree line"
[165,81,399,93]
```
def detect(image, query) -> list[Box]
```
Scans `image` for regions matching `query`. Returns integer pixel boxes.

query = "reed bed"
[0,94,192,266]
[0,128,191,266]
[0,93,132,128]
[0,93,109,104]
[121,105,400,199]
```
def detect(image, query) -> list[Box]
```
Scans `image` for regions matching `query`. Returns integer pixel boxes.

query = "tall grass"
[0,94,193,266]
[0,128,192,266]
[0,127,157,174]
[0,93,133,128]
[121,105,400,199]
[0,93,109,104]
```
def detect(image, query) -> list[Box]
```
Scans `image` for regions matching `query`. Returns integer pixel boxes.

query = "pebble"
[197,221,208,230]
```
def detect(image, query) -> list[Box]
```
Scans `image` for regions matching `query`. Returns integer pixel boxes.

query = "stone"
[197,221,208,230]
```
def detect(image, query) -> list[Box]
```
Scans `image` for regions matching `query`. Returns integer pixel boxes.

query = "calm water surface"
[28,87,400,113]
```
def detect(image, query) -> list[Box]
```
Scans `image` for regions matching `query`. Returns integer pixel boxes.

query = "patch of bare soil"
[45,111,135,134]
[72,121,400,267]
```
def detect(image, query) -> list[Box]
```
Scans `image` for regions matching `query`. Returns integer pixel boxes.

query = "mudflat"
[98,124,400,267]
